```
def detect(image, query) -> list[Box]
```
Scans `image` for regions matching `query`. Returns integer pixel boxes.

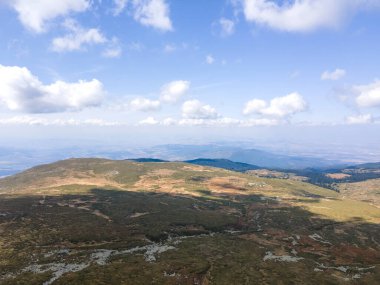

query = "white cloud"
[243,93,307,118]
[128,42,145,51]
[354,80,380,108]
[238,0,377,32]
[102,37,123,58]
[0,64,105,113]
[132,0,173,31]
[178,117,240,127]
[321,68,346,80]
[161,117,176,126]
[182,100,219,119]
[0,115,284,128]
[243,99,267,115]
[102,46,122,58]
[130,98,161,111]
[51,19,107,52]
[7,0,90,33]
[112,0,173,31]
[240,118,280,126]
[138,116,159,125]
[0,116,123,126]
[206,55,215,64]
[155,117,279,127]
[219,18,235,36]
[160,80,190,103]
[113,0,129,16]
[346,114,373,124]
[163,44,176,53]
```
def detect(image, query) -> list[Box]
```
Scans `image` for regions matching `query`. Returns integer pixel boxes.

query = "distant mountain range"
[347,162,380,169]
[141,144,344,169]
[1,144,377,177]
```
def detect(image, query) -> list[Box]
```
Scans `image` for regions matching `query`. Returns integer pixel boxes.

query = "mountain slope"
[0,158,379,284]
[185,158,260,172]
[348,162,380,169]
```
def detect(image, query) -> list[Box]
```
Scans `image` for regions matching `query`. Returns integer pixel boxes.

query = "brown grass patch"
[182,165,214,172]
[325,173,351,179]
[134,175,186,194]
[207,176,248,193]
[150,169,177,176]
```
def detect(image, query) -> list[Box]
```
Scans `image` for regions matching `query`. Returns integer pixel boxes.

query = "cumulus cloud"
[128,42,145,51]
[113,0,129,16]
[178,117,238,127]
[102,46,122,58]
[6,0,90,33]
[243,93,307,118]
[161,117,177,126]
[160,80,190,103]
[132,0,173,31]
[0,115,284,128]
[127,80,190,113]
[112,0,173,31]
[130,98,161,111]
[219,18,235,36]
[51,19,107,52]
[134,116,280,127]
[346,114,373,125]
[0,65,105,113]
[321,68,346,80]
[206,55,215,64]
[6,117,121,126]
[163,44,177,53]
[102,37,123,58]
[243,99,267,115]
[354,80,380,108]
[240,118,280,126]
[0,116,123,126]
[182,100,219,119]
[238,0,378,32]
[138,116,159,125]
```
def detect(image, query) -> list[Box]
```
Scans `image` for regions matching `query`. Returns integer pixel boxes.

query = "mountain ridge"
[0,158,379,284]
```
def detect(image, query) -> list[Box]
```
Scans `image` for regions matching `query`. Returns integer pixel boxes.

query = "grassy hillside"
[0,158,379,284]
[185,158,260,172]
[337,178,380,205]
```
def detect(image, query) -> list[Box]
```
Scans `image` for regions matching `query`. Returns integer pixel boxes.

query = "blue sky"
[0,0,380,151]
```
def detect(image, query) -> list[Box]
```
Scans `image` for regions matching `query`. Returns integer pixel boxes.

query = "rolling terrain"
[0,158,379,284]
[142,144,342,169]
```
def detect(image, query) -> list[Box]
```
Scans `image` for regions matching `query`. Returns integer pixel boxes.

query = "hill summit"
[0,158,379,284]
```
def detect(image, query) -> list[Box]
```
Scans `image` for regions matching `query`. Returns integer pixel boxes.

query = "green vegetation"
[186,158,260,172]
[0,158,379,284]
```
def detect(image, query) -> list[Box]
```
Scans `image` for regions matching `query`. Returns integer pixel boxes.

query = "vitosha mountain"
[0,158,379,284]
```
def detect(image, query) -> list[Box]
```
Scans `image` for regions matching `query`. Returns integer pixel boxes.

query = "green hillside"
[0,158,379,284]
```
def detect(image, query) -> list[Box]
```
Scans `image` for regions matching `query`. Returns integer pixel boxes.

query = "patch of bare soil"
[56,198,112,222]
[239,233,279,247]
[44,176,122,189]
[326,173,351,179]
[207,176,249,193]
[182,165,214,172]
[134,170,186,194]
[129,212,150,218]
[150,169,177,176]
